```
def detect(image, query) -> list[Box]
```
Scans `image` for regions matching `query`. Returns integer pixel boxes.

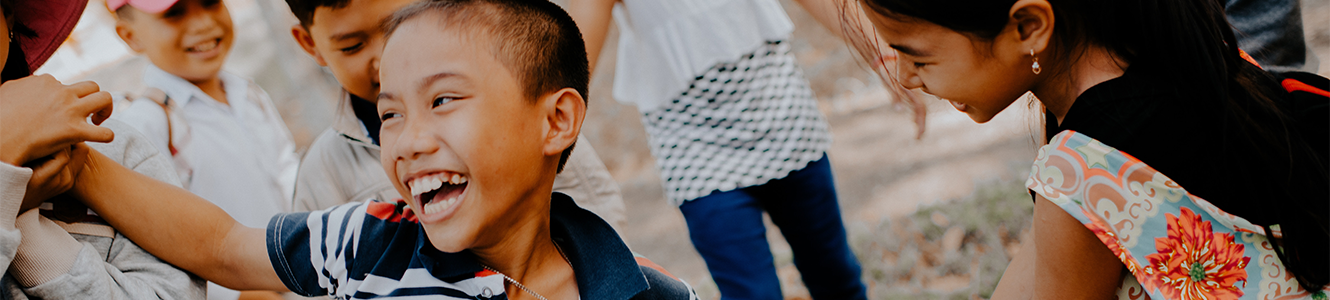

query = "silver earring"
[1030,49,1042,74]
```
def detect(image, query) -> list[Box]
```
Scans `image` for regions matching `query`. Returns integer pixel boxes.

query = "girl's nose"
[896,60,923,90]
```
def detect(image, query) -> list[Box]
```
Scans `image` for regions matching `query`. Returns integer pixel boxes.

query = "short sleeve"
[266,201,371,297]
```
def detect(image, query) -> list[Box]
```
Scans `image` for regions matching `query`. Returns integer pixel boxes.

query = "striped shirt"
[266,192,698,299]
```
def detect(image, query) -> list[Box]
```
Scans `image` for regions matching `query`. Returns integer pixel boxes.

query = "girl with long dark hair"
[846,0,1328,298]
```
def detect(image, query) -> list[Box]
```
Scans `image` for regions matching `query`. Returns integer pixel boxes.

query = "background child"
[0,0,204,298]
[286,0,630,233]
[852,0,1328,297]
[568,0,876,298]
[107,0,298,299]
[57,1,698,299]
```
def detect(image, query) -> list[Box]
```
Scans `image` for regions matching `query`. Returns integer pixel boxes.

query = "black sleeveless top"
[1041,67,1326,226]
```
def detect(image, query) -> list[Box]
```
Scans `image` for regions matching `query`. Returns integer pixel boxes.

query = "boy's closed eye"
[339,42,365,54]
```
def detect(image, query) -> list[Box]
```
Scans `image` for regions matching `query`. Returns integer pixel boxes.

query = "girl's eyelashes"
[380,112,401,121]
[913,62,927,68]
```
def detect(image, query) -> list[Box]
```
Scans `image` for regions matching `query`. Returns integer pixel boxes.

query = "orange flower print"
[1082,208,1143,274]
[1145,207,1250,299]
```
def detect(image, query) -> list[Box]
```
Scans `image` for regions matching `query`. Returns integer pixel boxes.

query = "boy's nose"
[396,121,441,160]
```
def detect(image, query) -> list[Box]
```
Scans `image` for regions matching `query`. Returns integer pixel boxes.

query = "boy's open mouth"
[407,172,469,215]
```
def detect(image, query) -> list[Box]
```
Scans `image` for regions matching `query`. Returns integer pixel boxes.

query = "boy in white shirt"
[107,0,298,299]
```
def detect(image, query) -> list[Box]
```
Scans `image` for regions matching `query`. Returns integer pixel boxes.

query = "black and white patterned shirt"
[642,41,832,204]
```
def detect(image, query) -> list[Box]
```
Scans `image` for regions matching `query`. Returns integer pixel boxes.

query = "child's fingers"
[68,143,90,179]
[87,92,114,124]
[73,91,114,119]
[21,149,74,212]
[66,80,102,98]
[73,124,116,144]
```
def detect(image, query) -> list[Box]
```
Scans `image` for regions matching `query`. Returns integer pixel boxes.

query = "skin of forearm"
[72,149,284,291]
[989,220,1035,300]
[566,0,616,71]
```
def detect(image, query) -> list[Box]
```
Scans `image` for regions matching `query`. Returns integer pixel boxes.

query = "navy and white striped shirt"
[266,192,698,299]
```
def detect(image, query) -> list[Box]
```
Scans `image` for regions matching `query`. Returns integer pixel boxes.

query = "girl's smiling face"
[866,9,1039,123]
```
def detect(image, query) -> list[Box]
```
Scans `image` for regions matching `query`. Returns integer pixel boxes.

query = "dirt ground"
[581,1,1330,299]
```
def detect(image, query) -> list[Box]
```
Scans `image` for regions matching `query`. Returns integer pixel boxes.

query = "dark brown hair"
[284,0,351,28]
[382,0,590,173]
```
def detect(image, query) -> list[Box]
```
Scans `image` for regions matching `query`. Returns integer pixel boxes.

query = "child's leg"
[754,154,867,300]
[679,189,782,300]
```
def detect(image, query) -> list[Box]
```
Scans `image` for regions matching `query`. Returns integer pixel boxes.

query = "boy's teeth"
[188,40,218,52]
[408,173,469,197]
[422,197,459,214]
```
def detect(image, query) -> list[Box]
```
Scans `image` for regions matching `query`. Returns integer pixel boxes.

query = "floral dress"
[1026,130,1329,300]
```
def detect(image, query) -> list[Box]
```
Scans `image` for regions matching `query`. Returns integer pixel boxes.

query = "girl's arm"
[565,0,617,71]
[991,195,1124,299]
[70,147,286,292]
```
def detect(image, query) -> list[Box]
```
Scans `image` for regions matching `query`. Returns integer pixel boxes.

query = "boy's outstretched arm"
[70,147,287,292]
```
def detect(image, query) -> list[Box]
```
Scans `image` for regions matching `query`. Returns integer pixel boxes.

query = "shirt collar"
[330,91,378,148]
[413,192,650,299]
[142,63,247,108]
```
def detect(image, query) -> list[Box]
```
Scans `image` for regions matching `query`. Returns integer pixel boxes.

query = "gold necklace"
[481,242,572,300]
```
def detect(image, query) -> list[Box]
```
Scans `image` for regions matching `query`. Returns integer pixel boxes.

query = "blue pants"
[679,155,867,300]
[1225,0,1315,73]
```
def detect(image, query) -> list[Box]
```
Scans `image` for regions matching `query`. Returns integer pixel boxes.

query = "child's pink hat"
[106,0,178,14]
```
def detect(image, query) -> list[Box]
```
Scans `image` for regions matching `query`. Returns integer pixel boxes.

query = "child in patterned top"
[852,0,1328,298]
[52,0,699,299]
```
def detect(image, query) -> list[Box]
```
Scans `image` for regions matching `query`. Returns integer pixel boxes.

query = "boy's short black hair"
[285,0,351,27]
[383,0,590,173]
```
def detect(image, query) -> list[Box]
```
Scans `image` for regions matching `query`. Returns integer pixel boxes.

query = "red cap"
[10,0,89,73]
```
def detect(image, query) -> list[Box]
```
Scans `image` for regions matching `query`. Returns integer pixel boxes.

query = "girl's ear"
[1008,0,1053,54]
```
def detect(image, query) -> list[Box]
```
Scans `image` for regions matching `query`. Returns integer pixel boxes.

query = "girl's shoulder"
[1027,131,1328,299]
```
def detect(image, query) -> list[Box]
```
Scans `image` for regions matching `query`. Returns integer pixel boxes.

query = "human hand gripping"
[18,144,89,212]
[0,75,115,167]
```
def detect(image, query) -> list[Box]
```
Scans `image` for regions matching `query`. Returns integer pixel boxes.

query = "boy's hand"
[0,75,115,166]
[19,144,89,213]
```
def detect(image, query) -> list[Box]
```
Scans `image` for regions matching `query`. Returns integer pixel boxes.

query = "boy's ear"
[540,88,586,157]
[291,25,328,66]
[114,21,145,53]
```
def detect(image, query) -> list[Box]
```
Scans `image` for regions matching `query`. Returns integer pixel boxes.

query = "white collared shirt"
[611,0,794,112]
[113,64,298,229]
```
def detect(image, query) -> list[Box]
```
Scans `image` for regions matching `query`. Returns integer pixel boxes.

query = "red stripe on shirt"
[635,257,680,281]
[364,200,418,223]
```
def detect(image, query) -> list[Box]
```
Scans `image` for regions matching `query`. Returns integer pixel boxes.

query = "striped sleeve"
[266,201,371,297]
